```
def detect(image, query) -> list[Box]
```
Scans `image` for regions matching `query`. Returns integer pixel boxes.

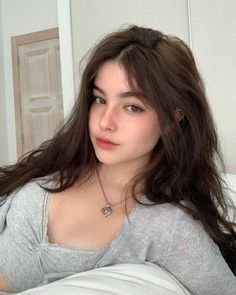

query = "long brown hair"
[0,25,235,273]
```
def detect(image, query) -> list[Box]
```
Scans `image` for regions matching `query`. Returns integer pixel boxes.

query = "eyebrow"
[93,84,142,99]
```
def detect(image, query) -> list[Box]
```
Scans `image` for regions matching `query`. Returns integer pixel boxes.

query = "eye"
[125,104,144,113]
[93,97,106,105]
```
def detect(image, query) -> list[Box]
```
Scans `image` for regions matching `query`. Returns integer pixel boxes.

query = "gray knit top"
[0,177,235,294]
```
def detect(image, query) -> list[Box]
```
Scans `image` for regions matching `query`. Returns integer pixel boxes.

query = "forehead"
[94,61,142,95]
[94,62,137,97]
[95,61,129,86]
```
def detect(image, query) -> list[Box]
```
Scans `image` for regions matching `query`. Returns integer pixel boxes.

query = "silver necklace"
[96,169,132,217]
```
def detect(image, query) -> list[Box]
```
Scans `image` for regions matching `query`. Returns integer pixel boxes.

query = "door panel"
[16,35,63,155]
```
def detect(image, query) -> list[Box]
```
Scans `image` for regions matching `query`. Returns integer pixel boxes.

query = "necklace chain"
[96,168,132,217]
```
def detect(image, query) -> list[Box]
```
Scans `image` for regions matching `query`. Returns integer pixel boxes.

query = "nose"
[99,107,117,131]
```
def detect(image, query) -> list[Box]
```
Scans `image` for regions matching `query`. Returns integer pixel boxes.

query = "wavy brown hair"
[0,25,235,273]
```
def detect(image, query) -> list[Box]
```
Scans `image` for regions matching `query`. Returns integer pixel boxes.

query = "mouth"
[95,137,119,149]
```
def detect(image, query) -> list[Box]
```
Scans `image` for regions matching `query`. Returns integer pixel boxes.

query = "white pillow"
[19,262,190,295]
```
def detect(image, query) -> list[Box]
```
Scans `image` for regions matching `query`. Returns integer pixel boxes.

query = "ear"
[175,108,185,122]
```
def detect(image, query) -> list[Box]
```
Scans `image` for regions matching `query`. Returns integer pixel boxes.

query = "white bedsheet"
[18,262,190,295]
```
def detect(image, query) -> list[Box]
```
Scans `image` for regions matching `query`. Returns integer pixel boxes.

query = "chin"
[95,154,146,169]
[95,155,121,166]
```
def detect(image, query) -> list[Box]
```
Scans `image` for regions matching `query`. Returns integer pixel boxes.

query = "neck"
[97,162,144,197]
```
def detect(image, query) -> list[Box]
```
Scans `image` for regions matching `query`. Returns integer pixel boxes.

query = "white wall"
[57,0,75,119]
[190,0,236,173]
[71,0,189,91]
[0,0,58,164]
[0,0,8,165]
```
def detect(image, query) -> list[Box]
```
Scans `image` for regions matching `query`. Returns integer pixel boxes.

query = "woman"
[0,25,235,294]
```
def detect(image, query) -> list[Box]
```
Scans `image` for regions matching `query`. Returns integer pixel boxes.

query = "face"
[89,61,161,169]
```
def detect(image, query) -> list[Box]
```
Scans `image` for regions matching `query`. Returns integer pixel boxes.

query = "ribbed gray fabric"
[0,177,235,294]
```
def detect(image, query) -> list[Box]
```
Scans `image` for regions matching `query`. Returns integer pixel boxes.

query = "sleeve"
[0,192,17,232]
[161,208,236,295]
[0,183,45,293]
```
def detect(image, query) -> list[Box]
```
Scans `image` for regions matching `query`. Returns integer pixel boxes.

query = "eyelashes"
[125,105,144,113]
[92,96,144,113]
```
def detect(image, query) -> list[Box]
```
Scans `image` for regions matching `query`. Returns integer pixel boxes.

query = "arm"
[0,182,44,293]
[161,208,236,295]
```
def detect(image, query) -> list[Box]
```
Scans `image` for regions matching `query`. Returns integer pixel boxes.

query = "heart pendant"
[101,204,113,217]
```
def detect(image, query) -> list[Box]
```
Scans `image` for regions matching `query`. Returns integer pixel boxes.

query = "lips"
[96,137,119,149]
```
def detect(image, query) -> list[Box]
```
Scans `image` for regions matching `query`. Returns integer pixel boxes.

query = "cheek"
[142,119,161,147]
[143,129,160,148]
[88,114,92,134]
[88,108,97,132]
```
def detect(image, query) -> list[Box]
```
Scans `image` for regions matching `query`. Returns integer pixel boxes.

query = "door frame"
[11,27,59,157]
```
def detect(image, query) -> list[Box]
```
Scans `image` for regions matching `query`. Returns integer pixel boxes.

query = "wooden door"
[12,28,64,157]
